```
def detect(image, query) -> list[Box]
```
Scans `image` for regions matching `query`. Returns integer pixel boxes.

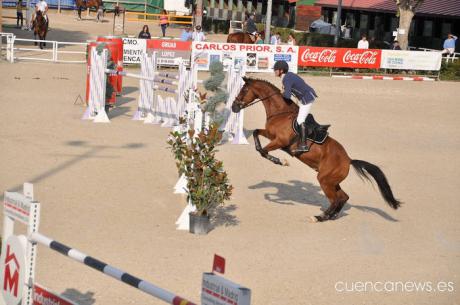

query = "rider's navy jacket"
[282,72,318,104]
[246,18,257,33]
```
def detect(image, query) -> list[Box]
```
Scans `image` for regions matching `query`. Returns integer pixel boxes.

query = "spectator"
[270,32,281,45]
[357,34,369,49]
[159,9,169,37]
[287,33,296,46]
[192,25,206,42]
[16,0,23,29]
[343,24,352,39]
[392,40,401,50]
[180,26,192,41]
[442,34,458,56]
[138,25,151,39]
[255,33,264,44]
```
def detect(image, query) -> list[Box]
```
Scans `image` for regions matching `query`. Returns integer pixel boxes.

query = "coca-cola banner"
[298,46,381,69]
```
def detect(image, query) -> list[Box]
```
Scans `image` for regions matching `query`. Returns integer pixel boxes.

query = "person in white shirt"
[357,35,369,49]
[192,25,206,42]
[270,32,280,45]
[33,0,48,26]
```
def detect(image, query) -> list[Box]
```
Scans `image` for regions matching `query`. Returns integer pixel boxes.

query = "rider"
[273,60,318,153]
[245,12,258,40]
[33,0,48,26]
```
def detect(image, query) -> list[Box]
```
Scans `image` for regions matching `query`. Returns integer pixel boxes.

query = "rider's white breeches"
[297,103,312,125]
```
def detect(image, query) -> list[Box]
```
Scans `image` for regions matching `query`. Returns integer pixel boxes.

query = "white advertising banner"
[202,273,251,305]
[192,42,299,73]
[381,50,442,71]
[122,38,147,64]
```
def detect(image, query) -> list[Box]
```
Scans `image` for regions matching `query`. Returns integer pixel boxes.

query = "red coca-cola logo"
[301,48,337,63]
[343,50,378,65]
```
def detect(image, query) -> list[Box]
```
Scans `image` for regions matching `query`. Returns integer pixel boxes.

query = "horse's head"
[232,77,257,113]
[232,77,281,113]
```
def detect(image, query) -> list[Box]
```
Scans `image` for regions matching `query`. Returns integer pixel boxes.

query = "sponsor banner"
[1,235,27,305]
[381,50,442,71]
[122,38,147,64]
[34,284,78,305]
[147,39,192,66]
[298,46,381,69]
[192,42,299,73]
[202,273,251,305]
[3,191,33,224]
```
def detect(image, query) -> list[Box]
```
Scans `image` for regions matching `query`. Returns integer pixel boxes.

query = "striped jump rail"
[30,232,196,305]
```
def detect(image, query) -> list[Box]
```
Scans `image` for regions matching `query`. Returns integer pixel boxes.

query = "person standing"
[391,40,401,50]
[180,26,192,41]
[255,33,264,44]
[273,60,318,153]
[192,25,206,42]
[159,9,169,37]
[270,32,280,45]
[442,34,458,55]
[357,34,369,49]
[138,25,151,39]
[16,0,24,29]
[287,33,296,45]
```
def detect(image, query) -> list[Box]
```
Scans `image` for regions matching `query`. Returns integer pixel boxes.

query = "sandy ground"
[1,11,460,305]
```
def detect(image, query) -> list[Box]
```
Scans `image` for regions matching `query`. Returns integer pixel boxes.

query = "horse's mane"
[243,77,296,106]
[243,77,280,93]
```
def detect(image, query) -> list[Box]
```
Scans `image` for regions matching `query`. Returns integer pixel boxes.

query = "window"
[423,20,433,37]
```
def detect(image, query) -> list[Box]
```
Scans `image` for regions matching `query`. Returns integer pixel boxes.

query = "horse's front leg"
[253,129,289,166]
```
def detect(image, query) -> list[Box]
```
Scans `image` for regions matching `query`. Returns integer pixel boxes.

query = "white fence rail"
[1,32,87,63]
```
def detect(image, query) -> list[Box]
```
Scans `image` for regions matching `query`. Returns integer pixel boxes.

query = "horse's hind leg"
[329,185,349,220]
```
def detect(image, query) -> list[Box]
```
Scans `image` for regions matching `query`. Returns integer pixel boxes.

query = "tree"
[394,0,424,50]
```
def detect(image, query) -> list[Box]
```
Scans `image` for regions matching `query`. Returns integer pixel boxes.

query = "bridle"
[234,86,281,110]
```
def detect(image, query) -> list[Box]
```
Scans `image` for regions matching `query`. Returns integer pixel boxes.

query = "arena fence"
[1,33,87,63]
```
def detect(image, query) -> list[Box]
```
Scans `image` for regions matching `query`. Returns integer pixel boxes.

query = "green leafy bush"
[167,123,233,216]
[440,60,460,81]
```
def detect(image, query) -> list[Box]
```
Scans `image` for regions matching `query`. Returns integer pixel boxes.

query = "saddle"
[292,114,330,144]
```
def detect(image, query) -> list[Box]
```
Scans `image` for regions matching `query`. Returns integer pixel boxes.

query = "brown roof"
[314,0,460,18]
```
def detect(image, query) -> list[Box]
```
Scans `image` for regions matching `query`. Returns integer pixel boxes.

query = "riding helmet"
[273,60,289,73]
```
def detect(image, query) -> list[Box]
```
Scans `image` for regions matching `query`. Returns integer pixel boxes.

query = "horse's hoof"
[281,159,289,167]
[307,216,319,223]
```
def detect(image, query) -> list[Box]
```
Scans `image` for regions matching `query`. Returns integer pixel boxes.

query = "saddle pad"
[292,120,329,144]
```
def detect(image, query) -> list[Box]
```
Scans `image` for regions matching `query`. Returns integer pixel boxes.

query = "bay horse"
[76,0,103,21]
[231,78,401,222]
[33,11,48,49]
[227,30,264,44]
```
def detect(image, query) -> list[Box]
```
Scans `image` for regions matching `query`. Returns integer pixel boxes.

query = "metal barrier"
[1,33,87,63]
[126,12,192,25]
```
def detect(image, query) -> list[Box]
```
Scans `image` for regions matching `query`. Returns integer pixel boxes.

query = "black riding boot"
[293,123,309,153]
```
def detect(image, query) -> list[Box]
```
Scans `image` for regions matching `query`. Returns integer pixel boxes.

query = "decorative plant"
[167,122,233,216]
[202,61,229,126]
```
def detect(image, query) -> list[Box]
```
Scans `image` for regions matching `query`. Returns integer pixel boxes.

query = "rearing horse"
[231,78,401,222]
[76,0,103,21]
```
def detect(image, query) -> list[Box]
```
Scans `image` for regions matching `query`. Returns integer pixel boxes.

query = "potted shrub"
[168,123,233,234]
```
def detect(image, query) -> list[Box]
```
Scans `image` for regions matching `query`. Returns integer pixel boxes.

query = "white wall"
[164,0,190,14]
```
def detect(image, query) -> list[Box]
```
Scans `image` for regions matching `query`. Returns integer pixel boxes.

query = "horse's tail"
[351,159,401,209]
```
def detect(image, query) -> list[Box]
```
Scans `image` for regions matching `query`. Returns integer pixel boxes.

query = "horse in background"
[76,0,103,21]
[227,30,264,44]
[33,11,48,49]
